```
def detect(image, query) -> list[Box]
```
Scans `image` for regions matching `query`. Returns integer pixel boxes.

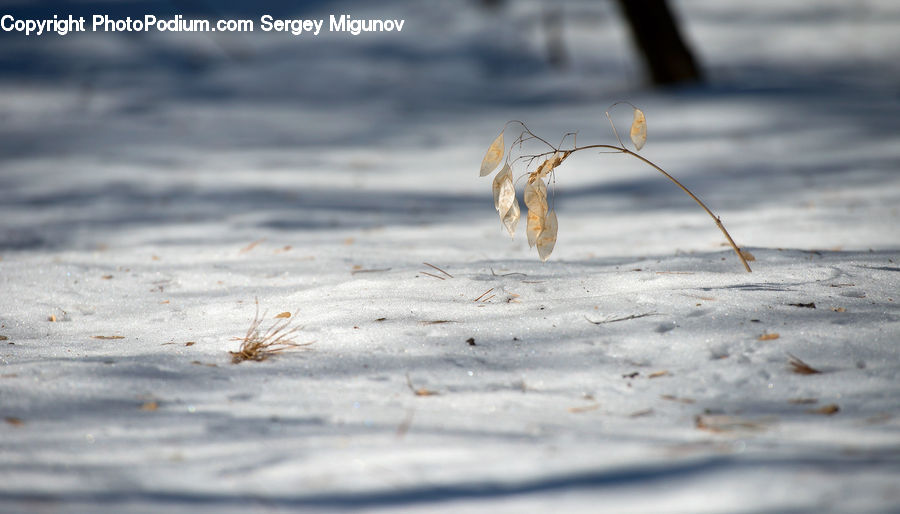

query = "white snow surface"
[1,1,899,512]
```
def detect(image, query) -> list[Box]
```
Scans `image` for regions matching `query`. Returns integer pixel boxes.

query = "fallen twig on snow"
[585,312,658,325]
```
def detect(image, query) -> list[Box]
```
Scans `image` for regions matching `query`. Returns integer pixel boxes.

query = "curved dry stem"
[572,144,752,272]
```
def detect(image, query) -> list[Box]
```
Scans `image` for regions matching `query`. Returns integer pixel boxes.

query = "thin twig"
[604,101,639,149]
[604,110,625,148]
[585,312,659,325]
[507,120,557,152]
[490,267,528,277]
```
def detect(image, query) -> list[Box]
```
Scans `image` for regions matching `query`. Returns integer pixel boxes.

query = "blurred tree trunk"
[616,0,702,85]
[543,7,568,69]
[479,0,504,10]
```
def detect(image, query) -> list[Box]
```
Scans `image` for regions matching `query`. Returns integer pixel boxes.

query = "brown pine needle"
[568,403,600,413]
[419,271,446,280]
[239,238,265,254]
[808,404,839,415]
[423,262,453,278]
[351,268,391,275]
[661,394,695,404]
[473,288,494,302]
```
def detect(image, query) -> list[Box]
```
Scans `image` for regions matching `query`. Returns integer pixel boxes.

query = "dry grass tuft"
[406,373,439,396]
[788,353,822,375]
[230,299,313,364]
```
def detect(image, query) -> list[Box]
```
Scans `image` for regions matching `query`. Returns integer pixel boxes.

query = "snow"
[1,0,899,512]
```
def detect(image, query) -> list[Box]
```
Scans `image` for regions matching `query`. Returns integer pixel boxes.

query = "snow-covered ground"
[1,1,899,512]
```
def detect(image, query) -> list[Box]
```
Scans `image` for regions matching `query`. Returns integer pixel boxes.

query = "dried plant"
[230,299,312,364]
[787,353,822,375]
[479,102,752,272]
